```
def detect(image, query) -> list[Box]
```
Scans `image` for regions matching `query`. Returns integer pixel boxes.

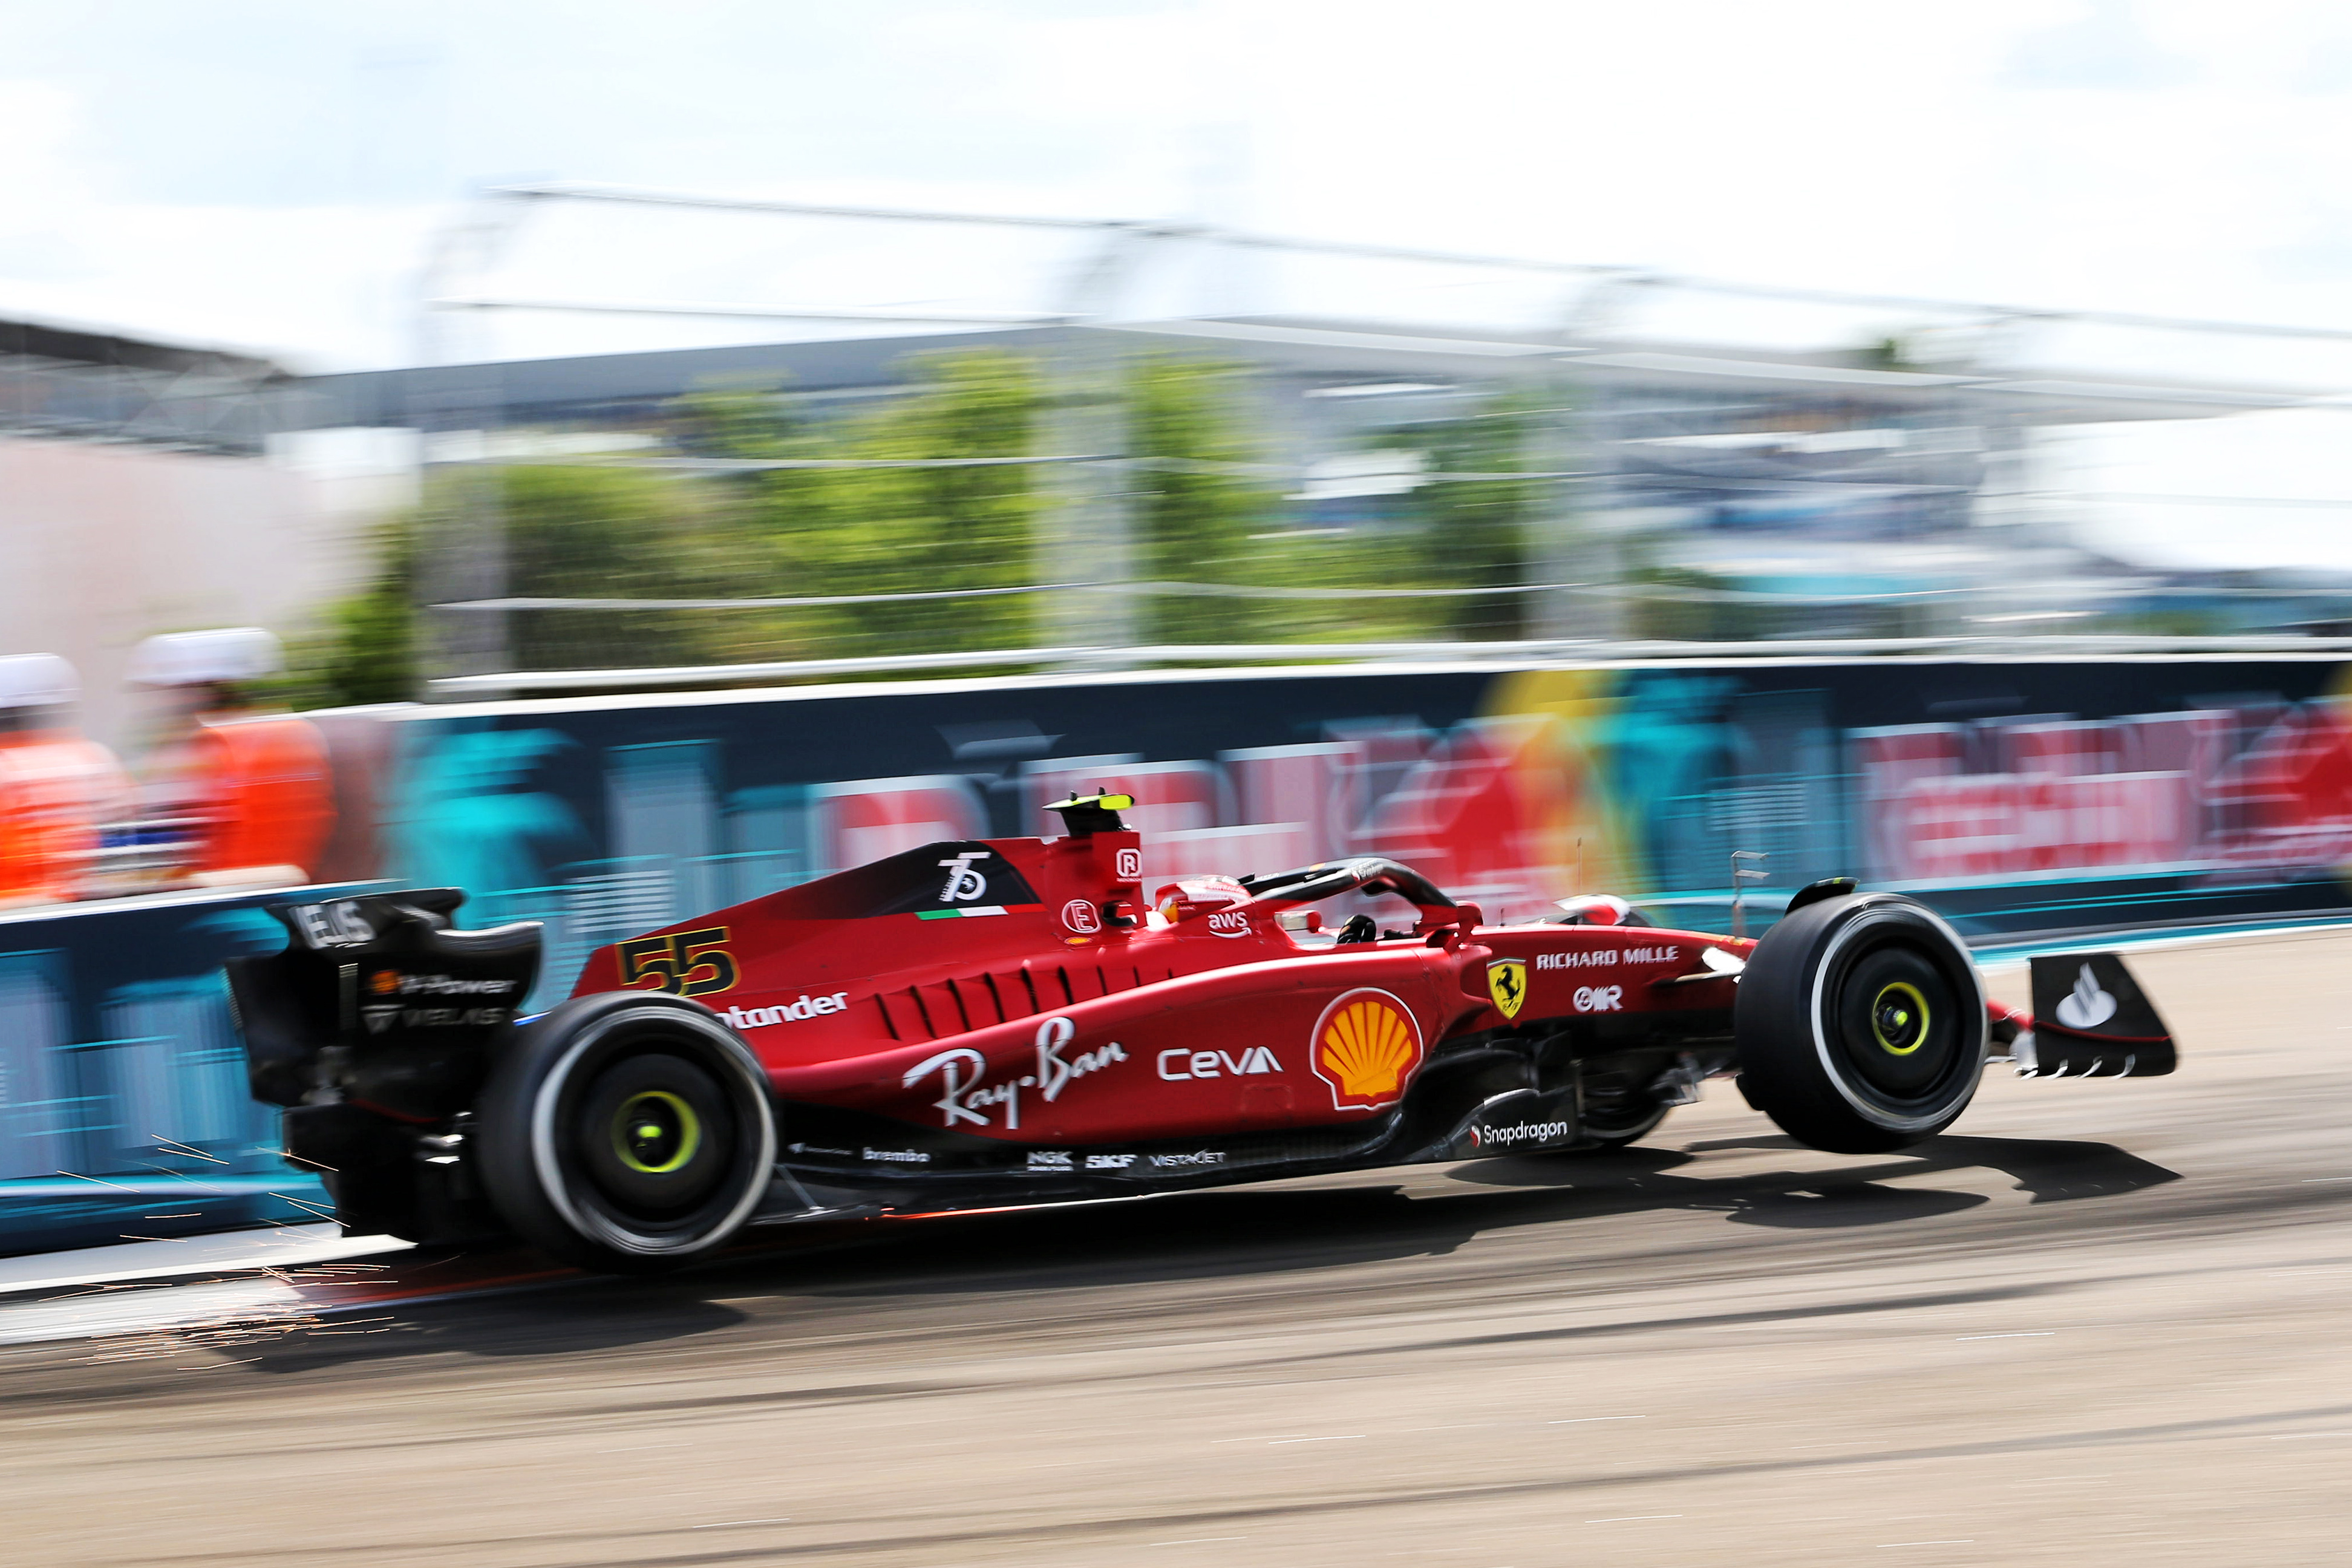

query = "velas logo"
[1310,988,1425,1112]
[1486,958,1527,1020]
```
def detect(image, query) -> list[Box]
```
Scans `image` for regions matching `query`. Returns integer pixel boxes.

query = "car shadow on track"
[1445,1132,2182,1230]
[704,1129,2182,1298]
[225,1289,753,1377]
[220,1135,2180,1376]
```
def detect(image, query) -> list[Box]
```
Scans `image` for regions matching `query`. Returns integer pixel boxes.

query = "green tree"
[1407,392,1544,640]
[699,349,1047,661]
[495,463,727,671]
[283,514,420,708]
[1128,356,1284,644]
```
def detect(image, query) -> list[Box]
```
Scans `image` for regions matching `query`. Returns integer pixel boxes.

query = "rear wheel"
[1735,892,1985,1154]
[475,991,777,1273]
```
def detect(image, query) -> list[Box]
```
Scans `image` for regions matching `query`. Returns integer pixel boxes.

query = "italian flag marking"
[916,903,1042,920]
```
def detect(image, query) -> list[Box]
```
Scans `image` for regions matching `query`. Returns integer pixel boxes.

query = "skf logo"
[1486,958,1527,1020]
[1310,988,1425,1112]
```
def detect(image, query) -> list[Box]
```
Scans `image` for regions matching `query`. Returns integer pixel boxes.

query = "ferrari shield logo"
[1487,958,1528,1021]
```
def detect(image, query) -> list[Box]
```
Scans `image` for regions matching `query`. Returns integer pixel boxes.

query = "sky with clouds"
[5,1,2352,564]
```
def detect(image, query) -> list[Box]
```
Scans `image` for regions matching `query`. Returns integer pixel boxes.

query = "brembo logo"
[724,993,848,1028]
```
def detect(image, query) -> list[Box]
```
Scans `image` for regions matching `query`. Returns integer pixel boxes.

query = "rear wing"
[226,889,541,1114]
[2019,953,2176,1078]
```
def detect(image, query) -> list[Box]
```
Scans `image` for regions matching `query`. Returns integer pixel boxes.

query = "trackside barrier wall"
[2,656,2348,1253]
[0,887,362,1255]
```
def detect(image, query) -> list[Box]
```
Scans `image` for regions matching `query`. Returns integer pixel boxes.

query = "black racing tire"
[1734,892,1985,1154]
[474,991,777,1274]
[1565,1060,1671,1150]
[1575,1099,1670,1149]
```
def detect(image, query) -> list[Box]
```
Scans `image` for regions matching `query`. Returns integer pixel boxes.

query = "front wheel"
[1734,892,1985,1154]
[474,991,777,1273]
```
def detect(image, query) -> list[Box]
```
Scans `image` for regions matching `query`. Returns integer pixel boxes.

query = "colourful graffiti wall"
[371,658,2352,1013]
[3,655,2349,1253]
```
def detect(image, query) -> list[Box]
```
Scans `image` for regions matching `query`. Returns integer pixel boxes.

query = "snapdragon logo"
[1468,1120,1572,1149]
[724,993,849,1029]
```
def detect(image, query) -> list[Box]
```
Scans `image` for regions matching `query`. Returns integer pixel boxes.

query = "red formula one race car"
[229,794,2177,1273]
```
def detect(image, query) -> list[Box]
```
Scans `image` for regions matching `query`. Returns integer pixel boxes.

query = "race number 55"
[617,926,739,998]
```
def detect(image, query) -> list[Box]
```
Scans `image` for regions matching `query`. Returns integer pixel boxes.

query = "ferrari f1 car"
[227,794,2177,1273]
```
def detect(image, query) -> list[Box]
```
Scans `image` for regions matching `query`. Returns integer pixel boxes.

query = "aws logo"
[1310,988,1425,1112]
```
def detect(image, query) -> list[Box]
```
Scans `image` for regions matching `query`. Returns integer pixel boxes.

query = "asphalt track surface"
[7,930,2352,1567]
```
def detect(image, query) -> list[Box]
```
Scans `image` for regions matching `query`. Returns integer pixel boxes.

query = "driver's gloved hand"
[1335,914,1379,944]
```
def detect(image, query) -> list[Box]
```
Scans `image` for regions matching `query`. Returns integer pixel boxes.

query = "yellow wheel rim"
[612,1090,703,1174]
[1870,981,1929,1056]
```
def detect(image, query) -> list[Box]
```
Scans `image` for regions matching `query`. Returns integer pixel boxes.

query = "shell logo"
[1310,988,1425,1112]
